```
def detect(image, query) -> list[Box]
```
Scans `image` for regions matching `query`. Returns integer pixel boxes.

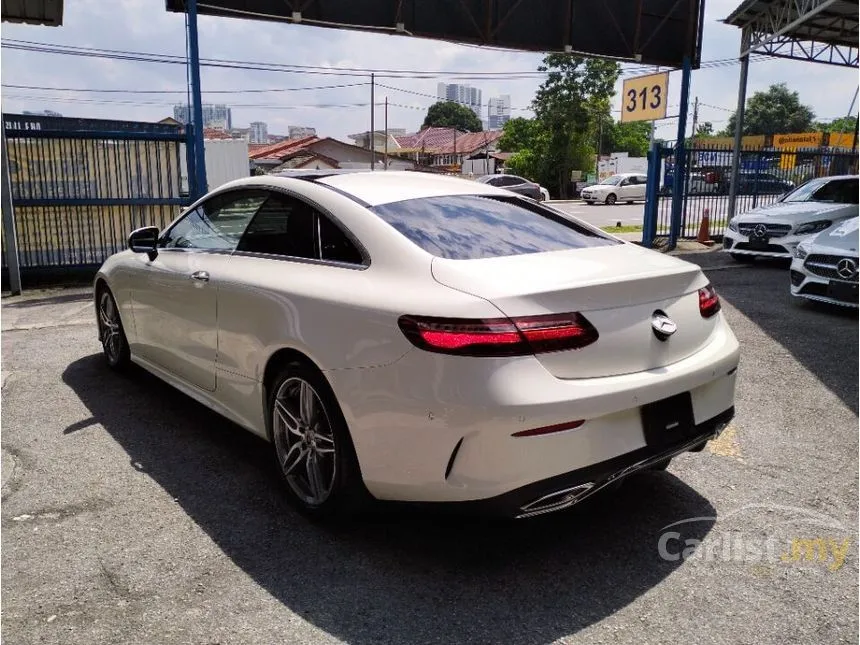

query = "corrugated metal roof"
[2,0,63,25]
[725,0,858,49]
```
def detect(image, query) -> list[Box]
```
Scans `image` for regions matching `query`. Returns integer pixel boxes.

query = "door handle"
[190,270,210,282]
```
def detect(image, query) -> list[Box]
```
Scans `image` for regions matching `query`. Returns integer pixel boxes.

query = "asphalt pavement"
[2,256,857,645]
[550,194,779,231]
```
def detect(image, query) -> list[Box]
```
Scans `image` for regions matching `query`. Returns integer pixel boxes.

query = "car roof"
[315,170,511,206]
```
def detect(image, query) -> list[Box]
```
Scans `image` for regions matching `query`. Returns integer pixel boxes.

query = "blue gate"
[2,113,194,280]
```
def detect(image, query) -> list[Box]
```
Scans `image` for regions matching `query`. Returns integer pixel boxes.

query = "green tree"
[600,119,651,157]
[498,117,540,152]
[720,83,815,136]
[814,116,857,133]
[695,121,714,137]
[422,101,483,132]
[531,54,621,197]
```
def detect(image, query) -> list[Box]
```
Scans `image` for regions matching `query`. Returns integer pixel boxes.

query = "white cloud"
[1,0,856,141]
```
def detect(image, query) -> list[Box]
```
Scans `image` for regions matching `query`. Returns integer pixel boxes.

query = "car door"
[616,176,634,200]
[215,190,365,380]
[130,189,266,391]
[634,175,648,200]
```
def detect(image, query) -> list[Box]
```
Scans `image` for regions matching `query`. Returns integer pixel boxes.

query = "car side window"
[237,192,364,265]
[160,191,266,251]
[318,214,364,264]
[237,193,316,259]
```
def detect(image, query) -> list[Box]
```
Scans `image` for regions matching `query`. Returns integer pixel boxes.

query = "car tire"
[267,361,368,520]
[97,286,130,370]
[605,193,617,205]
[730,253,755,263]
[585,201,594,205]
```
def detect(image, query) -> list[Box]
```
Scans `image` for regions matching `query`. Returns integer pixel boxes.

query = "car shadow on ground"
[695,256,859,415]
[62,354,715,645]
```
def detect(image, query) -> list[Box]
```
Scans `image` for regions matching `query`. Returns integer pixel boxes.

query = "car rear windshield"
[371,194,619,260]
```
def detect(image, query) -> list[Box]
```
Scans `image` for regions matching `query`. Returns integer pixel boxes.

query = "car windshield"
[372,194,619,260]
[599,175,623,186]
[782,178,858,204]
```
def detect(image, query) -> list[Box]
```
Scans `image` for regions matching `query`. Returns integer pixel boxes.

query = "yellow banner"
[829,132,856,149]
[773,132,823,148]
[697,135,765,149]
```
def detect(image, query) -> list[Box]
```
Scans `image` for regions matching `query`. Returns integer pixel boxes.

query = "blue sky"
[1,0,857,141]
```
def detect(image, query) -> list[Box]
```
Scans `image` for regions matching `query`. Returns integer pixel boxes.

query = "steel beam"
[728,31,751,221]
[1,126,22,294]
[187,0,208,199]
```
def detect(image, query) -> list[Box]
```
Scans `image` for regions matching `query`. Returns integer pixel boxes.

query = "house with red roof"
[393,127,503,171]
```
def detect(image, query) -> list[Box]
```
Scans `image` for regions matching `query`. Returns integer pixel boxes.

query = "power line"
[1,38,772,81]
[1,82,369,94]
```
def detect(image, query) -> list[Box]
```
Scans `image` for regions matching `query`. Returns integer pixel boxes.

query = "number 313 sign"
[621,72,669,123]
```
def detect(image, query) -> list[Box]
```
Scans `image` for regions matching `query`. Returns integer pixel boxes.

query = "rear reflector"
[398,312,599,357]
[512,419,585,437]
[698,284,721,318]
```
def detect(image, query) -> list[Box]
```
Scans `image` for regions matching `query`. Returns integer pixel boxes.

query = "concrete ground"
[2,255,857,645]
[548,194,773,232]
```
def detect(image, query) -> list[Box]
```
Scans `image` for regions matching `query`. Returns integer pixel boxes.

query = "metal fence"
[652,142,858,241]
[2,113,191,281]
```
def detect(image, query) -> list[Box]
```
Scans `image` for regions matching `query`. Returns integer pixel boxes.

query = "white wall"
[205,139,250,189]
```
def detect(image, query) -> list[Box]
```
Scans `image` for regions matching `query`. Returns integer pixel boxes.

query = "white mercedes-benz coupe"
[791,217,859,307]
[94,170,739,519]
[723,175,859,261]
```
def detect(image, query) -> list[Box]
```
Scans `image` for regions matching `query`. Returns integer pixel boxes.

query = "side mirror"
[128,226,159,260]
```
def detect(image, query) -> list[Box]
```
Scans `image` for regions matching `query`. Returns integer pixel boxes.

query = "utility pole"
[384,96,389,170]
[370,73,375,170]
[690,96,699,148]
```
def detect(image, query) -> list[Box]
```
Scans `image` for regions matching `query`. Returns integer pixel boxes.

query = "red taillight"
[512,419,585,437]
[699,284,721,318]
[397,312,599,357]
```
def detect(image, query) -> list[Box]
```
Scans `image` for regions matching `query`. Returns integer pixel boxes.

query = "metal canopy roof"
[166,0,706,69]
[724,0,858,66]
[1,0,63,25]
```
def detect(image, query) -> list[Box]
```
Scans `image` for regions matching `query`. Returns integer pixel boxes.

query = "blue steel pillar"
[668,56,692,250]
[641,139,662,248]
[187,0,207,199]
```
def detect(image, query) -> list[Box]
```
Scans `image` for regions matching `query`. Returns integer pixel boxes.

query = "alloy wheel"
[98,292,123,363]
[272,377,337,506]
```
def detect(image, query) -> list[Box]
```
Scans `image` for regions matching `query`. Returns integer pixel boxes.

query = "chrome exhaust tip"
[517,482,595,519]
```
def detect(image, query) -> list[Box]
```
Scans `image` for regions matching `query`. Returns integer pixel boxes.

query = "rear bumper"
[442,407,734,518]
[327,318,740,504]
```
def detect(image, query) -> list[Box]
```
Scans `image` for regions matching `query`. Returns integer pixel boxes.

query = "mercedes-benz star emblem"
[753,223,768,238]
[836,258,857,280]
[651,310,677,342]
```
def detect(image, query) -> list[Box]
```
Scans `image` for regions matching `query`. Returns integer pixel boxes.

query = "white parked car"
[94,170,739,519]
[791,217,858,307]
[581,173,648,205]
[724,175,859,261]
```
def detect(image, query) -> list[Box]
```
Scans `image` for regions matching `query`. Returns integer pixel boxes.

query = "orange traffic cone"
[697,208,714,246]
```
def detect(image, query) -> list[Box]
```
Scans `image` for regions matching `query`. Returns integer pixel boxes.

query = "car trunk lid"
[431,244,716,379]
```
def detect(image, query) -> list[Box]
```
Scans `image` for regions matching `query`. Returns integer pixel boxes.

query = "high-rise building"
[436,83,483,119]
[288,125,317,138]
[249,121,268,144]
[172,104,233,130]
[487,95,511,130]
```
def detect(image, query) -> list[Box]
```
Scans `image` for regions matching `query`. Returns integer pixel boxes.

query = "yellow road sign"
[621,72,669,123]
